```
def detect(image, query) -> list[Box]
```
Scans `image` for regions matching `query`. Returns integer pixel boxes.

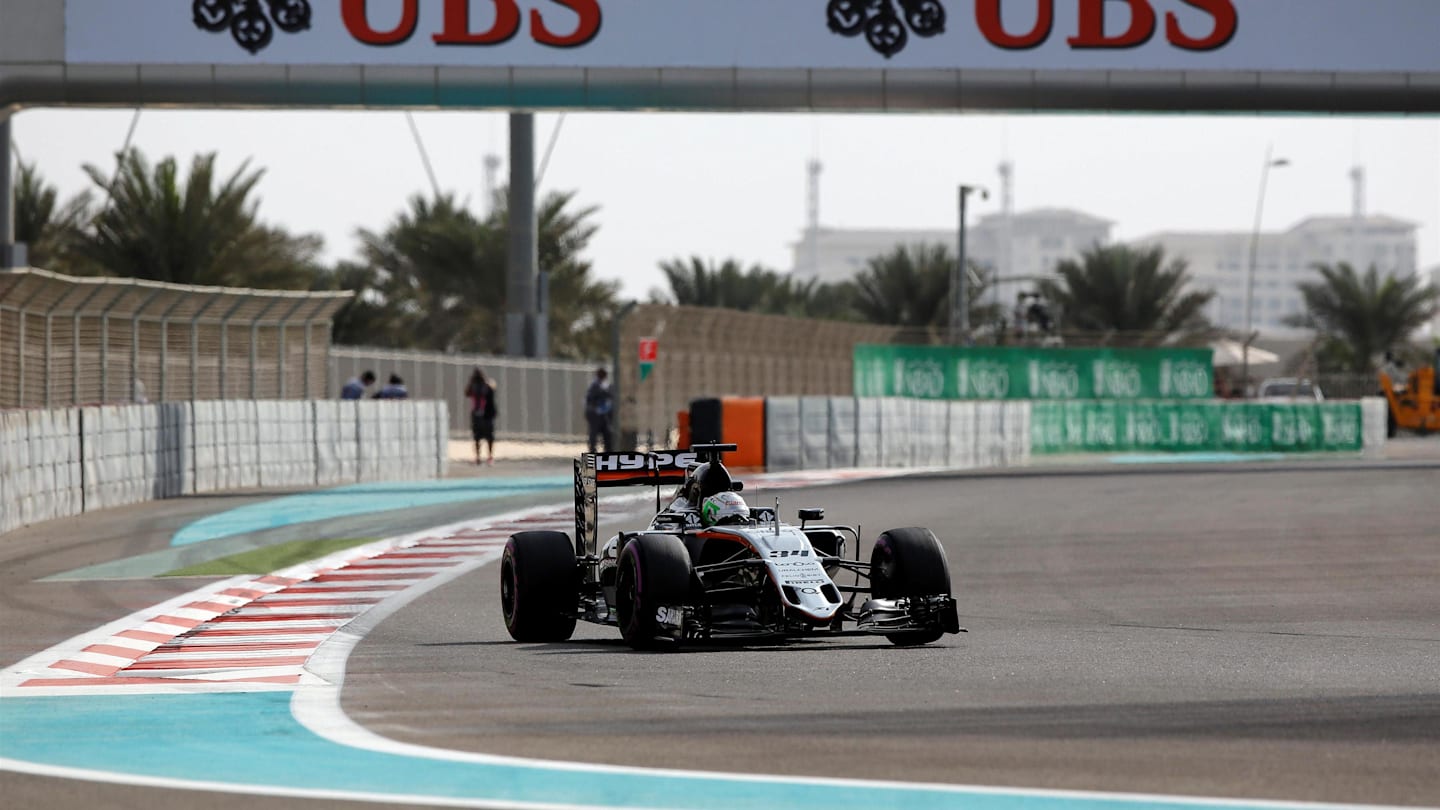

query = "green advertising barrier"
[1031,401,1365,455]
[854,345,1213,401]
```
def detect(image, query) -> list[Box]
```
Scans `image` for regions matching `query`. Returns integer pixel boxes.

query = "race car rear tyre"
[616,533,693,650]
[501,531,579,642]
[871,527,951,646]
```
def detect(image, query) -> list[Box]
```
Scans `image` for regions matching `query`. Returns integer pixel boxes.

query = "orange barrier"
[719,397,766,471]
[682,397,767,470]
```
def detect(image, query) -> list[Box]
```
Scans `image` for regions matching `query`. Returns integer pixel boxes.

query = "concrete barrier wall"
[315,400,359,486]
[0,408,83,532]
[765,397,1033,474]
[1031,399,1381,455]
[765,397,1382,473]
[0,400,448,537]
[1361,397,1388,455]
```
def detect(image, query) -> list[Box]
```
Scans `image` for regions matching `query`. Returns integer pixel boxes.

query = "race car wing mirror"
[731,481,744,492]
[798,508,824,523]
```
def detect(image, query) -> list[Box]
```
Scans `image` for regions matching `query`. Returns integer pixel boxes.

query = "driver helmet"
[701,491,749,527]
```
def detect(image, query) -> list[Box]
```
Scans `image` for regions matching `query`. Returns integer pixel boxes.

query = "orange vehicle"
[1379,352,1440,436]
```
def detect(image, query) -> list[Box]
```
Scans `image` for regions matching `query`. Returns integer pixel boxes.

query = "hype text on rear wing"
[573,449,698,565]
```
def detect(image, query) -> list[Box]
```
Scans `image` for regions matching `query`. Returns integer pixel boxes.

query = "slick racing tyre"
[616,533,694,650]
[501,531,579,642]
[871,527,951,646]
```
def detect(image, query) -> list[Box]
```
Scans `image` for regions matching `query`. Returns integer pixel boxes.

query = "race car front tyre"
[615,533,693,650]
[871,527,951,646]
[501,531,579,642]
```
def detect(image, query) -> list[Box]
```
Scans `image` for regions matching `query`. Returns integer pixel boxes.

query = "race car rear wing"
[573,445,737,563]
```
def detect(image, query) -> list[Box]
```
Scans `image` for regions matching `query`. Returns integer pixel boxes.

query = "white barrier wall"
[854,399,882,468]
[355,400,447,483]
[0,400,449,537]
[1004,402,1033,467]
[315,400,360,486]
[946,401,977,469]
[1362,397,1388,457]
[765,397,1030,474]
[1,408,83,531]
[258,400,316,489]
[81,404,179,511]
[0,411,20,534]
[763,399,801,472]
[798,397,833,471]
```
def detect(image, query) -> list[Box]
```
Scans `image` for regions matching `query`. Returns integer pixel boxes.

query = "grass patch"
[161,537,380,577]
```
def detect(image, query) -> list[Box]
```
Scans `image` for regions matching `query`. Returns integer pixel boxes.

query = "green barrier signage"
[1031,401,1365,455]
[854,345,1213,401]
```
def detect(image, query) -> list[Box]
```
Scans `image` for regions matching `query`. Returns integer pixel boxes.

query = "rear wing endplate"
[573,450,700,563]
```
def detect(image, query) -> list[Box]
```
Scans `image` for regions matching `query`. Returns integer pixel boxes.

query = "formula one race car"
[500,444,962,649]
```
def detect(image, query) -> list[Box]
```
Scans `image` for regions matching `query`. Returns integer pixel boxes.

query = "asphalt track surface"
[3,456,1439,808]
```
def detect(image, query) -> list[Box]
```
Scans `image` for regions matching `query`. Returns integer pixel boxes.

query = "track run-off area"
[1,456,1438,810]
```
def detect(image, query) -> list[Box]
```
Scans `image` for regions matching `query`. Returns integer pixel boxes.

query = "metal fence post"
[275,297,307,399]
[249,297,282,399]
[13,279,50,407]
[16,306,25,406]
[188,296,220,401]
[68,283,106,406]
[96,283,135,404]
[41,283,86,407]
[156,293,188,402]
[130,290,162,402]
[43,312,52,407]
[216,295,249,400]
[303,314,315,399]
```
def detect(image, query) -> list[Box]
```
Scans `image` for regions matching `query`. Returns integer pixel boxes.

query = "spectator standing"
[374,373,409,399]
[584,367,614,453]
[341,370,376,399]
[466,367,498,465]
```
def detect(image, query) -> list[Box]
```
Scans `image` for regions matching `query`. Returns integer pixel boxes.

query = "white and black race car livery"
[500,443,962,650]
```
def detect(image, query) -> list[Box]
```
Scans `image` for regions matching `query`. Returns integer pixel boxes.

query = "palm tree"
[1286,262,1439,374]
[336,189,617,359]
[13,161,92,271]
[345,193,499,353]
[797,278,860,322]
[653,257,858,321]
[654,257,782,311]
[72,149,322,289]
[851,243,995,337]
[323,261,413,349]
[1037,243,1214,346]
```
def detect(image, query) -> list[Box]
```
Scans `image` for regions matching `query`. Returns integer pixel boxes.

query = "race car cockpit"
[682,460,737,504]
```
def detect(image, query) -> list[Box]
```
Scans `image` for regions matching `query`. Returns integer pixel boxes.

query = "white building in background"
[1136,215,1419,334]
[789,208,1113,311]
[788,161,1422,339]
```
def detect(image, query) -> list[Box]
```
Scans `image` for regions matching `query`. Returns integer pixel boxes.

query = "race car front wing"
[855,594,963,635]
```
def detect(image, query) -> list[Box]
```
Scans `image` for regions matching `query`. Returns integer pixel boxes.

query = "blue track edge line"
[0,692,1329,810]
[170,477,570,546]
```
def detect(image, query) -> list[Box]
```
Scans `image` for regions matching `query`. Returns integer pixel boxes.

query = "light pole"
[1242,146,1289,396]
[0,113,17,268]
[953,184,988,345]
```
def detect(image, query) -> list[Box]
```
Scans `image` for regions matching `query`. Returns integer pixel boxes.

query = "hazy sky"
[11,108,1440,300]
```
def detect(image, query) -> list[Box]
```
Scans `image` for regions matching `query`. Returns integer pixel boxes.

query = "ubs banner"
[853,345,1213,401]
[62,1,1440,73]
